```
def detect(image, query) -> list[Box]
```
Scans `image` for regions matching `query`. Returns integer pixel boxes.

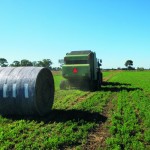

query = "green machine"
[60,50,102,91]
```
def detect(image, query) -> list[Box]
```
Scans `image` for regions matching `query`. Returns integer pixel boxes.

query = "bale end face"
[35,68,54,116]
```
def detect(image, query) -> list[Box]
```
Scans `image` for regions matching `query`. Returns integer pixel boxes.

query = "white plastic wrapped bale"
[0,67,54,116]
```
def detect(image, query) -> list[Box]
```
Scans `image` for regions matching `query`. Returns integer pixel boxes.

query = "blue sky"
[0,0,150,68]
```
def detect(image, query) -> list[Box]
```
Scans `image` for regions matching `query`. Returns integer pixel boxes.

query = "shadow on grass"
[3,109,107,124]
[60,82,142,92]
[102,81,131,86]
[101,81,143,92]
[44,109,107,124]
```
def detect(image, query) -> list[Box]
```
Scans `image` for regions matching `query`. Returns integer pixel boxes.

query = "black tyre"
[90,80,97,92]
[100,72,103,85]
[97,79,101,90]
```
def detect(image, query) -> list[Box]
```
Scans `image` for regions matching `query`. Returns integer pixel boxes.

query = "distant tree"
[32,61,39,66]
[10,61,20,67]
[137,67,144,71]
[35,61,43,67]
[125,60,133,69]
[20,59,33,66]
[36,59,52,68]
[58,59,64,68]
[52,67,62,71]
[117,67,121,70]
[0,58,8,67]
[42,59,52,68]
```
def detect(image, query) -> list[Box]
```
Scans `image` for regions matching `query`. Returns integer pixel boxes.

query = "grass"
[0,71,150,149]
[106,71,150,150]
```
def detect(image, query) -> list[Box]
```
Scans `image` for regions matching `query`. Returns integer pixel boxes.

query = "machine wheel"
[96,71,103,90]
[97,79,101,90]
[100,72,103,85]
[89,80,97,92]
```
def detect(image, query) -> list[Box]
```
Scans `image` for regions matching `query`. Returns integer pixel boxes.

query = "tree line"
[0,58,61,71]
[0,58,148,71]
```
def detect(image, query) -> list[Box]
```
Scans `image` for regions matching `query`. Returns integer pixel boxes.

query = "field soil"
[84,94,116,149]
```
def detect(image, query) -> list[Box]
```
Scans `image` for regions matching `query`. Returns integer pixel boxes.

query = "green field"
[0,71,150,149]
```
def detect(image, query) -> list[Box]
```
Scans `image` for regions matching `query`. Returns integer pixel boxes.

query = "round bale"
[0,67,54,116]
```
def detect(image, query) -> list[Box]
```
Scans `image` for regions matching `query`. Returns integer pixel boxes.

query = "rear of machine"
[60,50,102,91]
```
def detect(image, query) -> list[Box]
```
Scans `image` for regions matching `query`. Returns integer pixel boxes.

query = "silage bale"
[0,67,54,116]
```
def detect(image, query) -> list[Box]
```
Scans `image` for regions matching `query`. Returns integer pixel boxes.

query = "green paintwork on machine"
[60,50,102,91]
[62,64,90,79]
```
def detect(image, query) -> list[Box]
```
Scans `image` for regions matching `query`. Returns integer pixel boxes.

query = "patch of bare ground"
[52,70,62,75]
[83,93,117,150]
